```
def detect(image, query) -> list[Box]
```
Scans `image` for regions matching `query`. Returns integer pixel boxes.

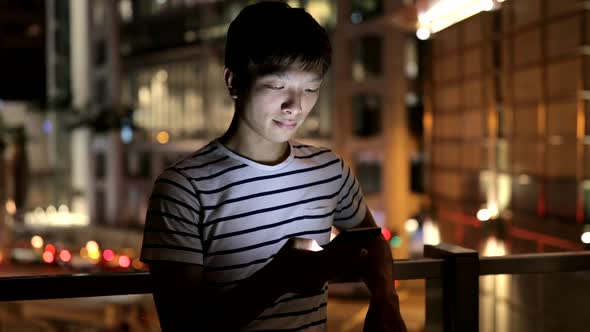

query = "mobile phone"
[324,227,382,248]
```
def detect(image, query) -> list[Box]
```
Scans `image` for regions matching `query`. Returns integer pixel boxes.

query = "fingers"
[290,238,323,252]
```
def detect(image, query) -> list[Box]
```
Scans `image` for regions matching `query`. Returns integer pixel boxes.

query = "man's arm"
[351,210,408,332]
[149,239,333,331]
[150,261,284,331]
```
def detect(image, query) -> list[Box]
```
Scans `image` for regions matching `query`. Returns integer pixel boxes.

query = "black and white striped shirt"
[141,139,367,331]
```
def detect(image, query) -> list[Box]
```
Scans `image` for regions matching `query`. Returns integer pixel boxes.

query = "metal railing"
[1,243,589,332]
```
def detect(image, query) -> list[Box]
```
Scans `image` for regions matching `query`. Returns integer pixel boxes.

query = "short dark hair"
[225,1,332,86]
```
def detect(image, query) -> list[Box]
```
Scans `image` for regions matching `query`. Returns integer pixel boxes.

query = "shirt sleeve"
[333,158,368,230]
[140,167,204,265]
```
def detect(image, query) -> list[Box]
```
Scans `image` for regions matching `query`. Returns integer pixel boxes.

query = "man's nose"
[281,91,303,114]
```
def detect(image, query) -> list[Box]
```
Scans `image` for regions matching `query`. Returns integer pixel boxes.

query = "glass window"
[356,162,382,194]
[94,39,106,66]
[585,101,590,136]
[350,0,383,24]
[352,36,382,81]
[92,0,106,29]
[410,152,425,193]
[546,179,578,220]
[95,153,105,179]
[355,151,383,194]
[511,174,538,214]
[125,151,151,178]
[497,139,510,172]
[118,0,133,22]
[352,94,381,137]
[583,180,590,223]
[95,190,105,225]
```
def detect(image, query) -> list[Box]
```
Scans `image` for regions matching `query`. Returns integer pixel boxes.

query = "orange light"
[103,249,115,262]
[119,255,131,268]
[45,244,56,255]
[394,280,400,289]
[132,259,144,270]
[42,251,54,263]
[59,250,71,262]
[381,228,392,241]
[156,131,170,144]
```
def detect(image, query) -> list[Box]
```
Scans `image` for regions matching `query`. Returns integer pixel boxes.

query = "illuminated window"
[305,0,337,28]
[357,162,382,194]
[129,58,233,140]
[352,36,382,81]
[118,0,133,22]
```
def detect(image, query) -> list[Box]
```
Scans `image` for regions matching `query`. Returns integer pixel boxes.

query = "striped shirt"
[141,139,368,331]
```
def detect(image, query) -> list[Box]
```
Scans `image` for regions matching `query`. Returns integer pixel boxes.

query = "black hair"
[225,1,332,89]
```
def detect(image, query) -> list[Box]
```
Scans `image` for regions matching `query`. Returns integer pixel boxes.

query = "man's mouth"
[273,120,297,130]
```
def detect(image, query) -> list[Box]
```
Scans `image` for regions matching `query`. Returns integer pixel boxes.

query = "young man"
[140,2,407,331]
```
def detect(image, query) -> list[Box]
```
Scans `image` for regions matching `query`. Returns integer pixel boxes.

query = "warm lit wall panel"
[513,106,539,139]
[512,0,541,28]
[545,143,577,178]
[547,0,582,18]
[513,67,542,104]
[546,101,578,137]
[546,59,579,100]
[464,47,482,77]
[462,110,484,139]
[462,142,482,171]
[513,28,542,66]
[463,79,484,109]
[546,15,582,58]
[511,140,542,175]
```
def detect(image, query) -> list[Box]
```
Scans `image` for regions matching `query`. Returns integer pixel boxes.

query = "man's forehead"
[266,70,323,82]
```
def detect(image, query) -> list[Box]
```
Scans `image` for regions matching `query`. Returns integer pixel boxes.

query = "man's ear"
[224,68,238,99]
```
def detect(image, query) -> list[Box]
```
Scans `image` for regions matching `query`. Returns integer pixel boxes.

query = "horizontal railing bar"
[2,249,588,302]
[479,251,590,275]
[0,259,445,302]
[0,272,153,302]
[394,258,444,279]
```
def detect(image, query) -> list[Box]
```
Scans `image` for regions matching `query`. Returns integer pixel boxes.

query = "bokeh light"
[42,251,54,264]
[59,249,72,262]
[156,131,170,144]
[5,200,16,215]
[119,255,131,268]
[45,244,56,255]
[30,235,44,249]
[103,249,115,262]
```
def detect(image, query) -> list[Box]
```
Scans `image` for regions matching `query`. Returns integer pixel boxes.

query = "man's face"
[237,67,323,144]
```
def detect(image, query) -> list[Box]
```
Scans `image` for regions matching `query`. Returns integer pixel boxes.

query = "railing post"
[424,243,479,332]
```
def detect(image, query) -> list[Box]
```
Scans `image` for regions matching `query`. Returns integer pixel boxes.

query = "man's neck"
[219,127,290,166]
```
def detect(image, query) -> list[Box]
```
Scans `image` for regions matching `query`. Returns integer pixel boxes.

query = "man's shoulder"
[290,140,339,159]
[158,140,231,179]
[170,140,225,167]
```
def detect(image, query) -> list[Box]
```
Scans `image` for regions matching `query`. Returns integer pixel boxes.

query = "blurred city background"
[0,0,589,331]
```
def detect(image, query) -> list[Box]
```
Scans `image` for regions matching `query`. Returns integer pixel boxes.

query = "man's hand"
[266,237,367,295]
[363,294,408,332]
[349,211,408,332]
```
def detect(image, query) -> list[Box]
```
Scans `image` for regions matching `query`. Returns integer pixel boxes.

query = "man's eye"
[265,85,284,90]
[305,88,319,93]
